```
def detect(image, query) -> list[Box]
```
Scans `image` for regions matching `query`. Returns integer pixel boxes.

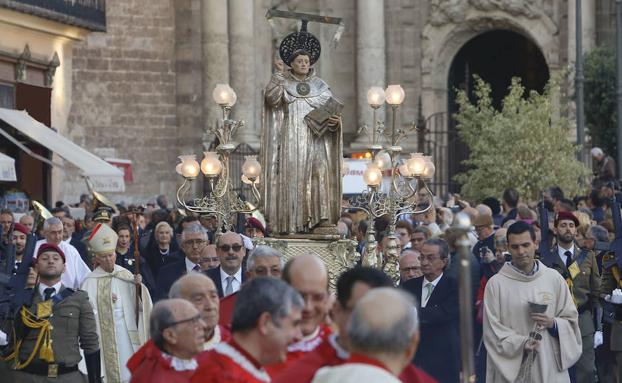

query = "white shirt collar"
[557,244,575,259]
[185,257,201,273]
[219,266,242,283]
[161,352,198,371]
[423,272,443,287]
[38,281,62,300]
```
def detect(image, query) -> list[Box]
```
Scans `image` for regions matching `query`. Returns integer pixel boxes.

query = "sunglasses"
[218,244,243,252]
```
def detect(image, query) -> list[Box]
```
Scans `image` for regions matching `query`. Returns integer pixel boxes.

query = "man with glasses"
[191,277,303,383]
[156,224,209,300]
[206,231,247,298]
[401,238,459,383]
[399,249,422,283]
[127,299,208,382]
[472,213,496,261]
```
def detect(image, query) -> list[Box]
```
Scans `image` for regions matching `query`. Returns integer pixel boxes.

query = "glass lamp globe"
[212,84,237,107]
[175,162,183,175]
[374,150,391,170]
[200,152,223,177]
[406,153,426,177]
[385,85,405,105]
[422,156,436,179]
[367,86,386,107]
[398,162,413,177]
[178,155,200,178]
[242,155,261,180]
[363,163,383,187]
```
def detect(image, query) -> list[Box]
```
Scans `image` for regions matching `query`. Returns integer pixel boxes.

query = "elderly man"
[34,217,91,289]
[484,221,582,382]
[267,254,332,376]
[169,273,230,350]
[199,244,219,270]
[5,243,101,383]
[274,267,434,383]
[311,288,423,383]
[156,224,208,300]
[81,223,152,383]
[218,245,284,328]
[205,232,246,297]
[399,249,422,283]
[191,277,303,382]
[402,238,460,383]
[19,214,35,233]
[591,147,617,188]
[473,213,495,260]
[127,299,207,382]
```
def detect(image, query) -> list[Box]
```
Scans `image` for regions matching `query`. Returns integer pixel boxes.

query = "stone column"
[228,0,259,149]
[202,0,229,144]
[352,0,386,149]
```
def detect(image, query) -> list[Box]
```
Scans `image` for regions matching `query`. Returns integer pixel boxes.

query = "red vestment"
[273,334,437,383]
[218,292,237,328]
[265,324,332,377]
[127,340,209,383]
[191,340,271,383]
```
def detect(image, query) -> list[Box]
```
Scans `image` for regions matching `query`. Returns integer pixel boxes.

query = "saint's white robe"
[80,264,152,383]
[483,260,582,383]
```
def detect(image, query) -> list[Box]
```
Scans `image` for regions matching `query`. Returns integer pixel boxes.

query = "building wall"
[64,0,178,203]
[61,0,607,202]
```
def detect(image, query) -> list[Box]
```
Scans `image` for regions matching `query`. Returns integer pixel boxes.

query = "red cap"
[554,211,579,227]
[13,223,30,236]
[36,243,66,263]
[246,217,265,233]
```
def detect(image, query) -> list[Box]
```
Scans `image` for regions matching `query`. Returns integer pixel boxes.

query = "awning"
[0,152,16,182]
[0,108,125,192]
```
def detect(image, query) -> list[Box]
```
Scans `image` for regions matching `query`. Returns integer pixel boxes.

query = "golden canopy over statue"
[260,20,343,236]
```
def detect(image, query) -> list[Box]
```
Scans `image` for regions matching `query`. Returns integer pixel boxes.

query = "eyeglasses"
[218,244,243,252]
[183,239,207,247]
[164,313,202,329]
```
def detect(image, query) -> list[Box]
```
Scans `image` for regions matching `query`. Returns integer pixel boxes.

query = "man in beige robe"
[81,223,152,382]
[483,221,582,383]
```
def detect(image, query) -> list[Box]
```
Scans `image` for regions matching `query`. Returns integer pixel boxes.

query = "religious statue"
[261,22,343,235]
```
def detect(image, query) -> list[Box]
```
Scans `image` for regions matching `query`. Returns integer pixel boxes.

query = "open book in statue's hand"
[305,96,344,136]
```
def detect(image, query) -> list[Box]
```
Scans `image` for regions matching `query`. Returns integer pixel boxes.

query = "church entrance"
[446,29,549,194]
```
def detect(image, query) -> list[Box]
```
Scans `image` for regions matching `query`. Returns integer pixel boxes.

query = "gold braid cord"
[3,306,54,368]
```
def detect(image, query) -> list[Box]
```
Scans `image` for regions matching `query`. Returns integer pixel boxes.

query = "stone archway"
[420,7,560,194]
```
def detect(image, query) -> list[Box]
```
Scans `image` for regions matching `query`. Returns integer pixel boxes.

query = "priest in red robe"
[191,277,304,382]
[128,299,209,383]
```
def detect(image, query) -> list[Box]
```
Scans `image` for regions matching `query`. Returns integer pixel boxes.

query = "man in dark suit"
[402,238,460,383]
[155,224,208,300]
[205,231,246,298]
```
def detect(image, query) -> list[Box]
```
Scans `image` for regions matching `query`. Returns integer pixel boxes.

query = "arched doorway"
[447,29,550,192]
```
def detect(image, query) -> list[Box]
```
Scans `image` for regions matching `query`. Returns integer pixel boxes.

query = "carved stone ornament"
[429,0,554,26]
[15,44,31,82]
[45,52,60,88]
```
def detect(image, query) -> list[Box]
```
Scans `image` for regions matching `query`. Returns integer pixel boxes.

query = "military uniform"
[600,253,622,382]
[545,245,601,383]
[5,284,100,383]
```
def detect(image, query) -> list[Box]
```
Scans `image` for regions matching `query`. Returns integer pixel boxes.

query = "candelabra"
[348,85,435,283]
[175,84,261,229]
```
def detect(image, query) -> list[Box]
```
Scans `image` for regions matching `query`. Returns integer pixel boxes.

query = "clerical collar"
[203,325,221,351]
[161,352,197,371]
[509,260,539,276]
[229,339,262,370]
[347,353,392,373]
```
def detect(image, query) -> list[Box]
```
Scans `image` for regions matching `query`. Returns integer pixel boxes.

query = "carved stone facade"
[59,0,610,202]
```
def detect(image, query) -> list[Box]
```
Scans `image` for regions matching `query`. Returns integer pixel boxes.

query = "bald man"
[267,254,332,377]
[169,273,231,350]
[312,288,423,383]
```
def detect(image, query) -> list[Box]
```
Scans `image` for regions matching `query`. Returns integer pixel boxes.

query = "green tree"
[584,45,616,156]
[453,76,590,201]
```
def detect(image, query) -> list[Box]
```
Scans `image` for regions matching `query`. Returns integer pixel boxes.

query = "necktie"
[424,283,434,302]
[225,276,235,296]
[192,264,201,272]
[564,250,573,269]
[43,287,55,301]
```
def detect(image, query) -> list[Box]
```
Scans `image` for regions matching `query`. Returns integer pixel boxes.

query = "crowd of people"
[0,176,620,382]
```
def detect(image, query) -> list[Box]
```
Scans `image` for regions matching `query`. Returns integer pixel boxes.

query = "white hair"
[43,217,62,230]
[591,147,604,157]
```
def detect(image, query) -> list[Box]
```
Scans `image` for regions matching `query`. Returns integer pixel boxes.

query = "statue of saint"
[260,26,343,235]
